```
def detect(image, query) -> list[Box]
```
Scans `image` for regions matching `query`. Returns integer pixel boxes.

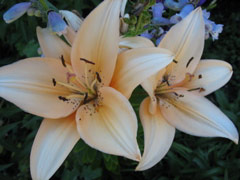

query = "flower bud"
[34,10,42,17]
[59,10,83,32]
[3,2,32,23]
[48,11,67,35]
[27,8,35,16]
[120,14,129,34]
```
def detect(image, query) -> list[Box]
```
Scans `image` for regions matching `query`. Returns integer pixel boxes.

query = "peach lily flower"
[0,0,174,179]
[132,8,239,171]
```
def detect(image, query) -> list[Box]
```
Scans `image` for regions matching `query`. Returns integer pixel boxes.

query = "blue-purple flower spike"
[48,11,67,35]
[164,0,189,11]
[170,4,194,24]
[152,3,170,25]
[3,2,32,23]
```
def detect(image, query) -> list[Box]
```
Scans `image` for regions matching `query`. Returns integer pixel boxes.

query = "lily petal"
[136,98,175,171]
[119,36,155,49]
[71,0,121,86]
[59,10,83,32]
[159,8,205,84]
[37,27,71,63]
[160,90,239,144]
[185,60,233,96]
[121,0,128,17]
[0,58,79,119]
[63,27,76,45]
[111,48,174,98]
[76,87,141,161]
[30,115,80,180]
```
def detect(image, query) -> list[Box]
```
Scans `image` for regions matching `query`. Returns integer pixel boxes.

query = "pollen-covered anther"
[60,55,66,67]
[58,96,69,102]
[52,78,56,86]
[80,58,95,65]
[186,57,194,68]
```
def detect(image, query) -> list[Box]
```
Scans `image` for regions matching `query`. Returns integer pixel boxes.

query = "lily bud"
[48,11,67,35]
[120,14,129,34]
[59,10,83,32]
[3,2,32,23]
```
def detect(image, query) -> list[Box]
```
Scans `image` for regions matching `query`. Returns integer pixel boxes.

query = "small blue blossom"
[3,2,32,23]
[211,24,223,40]
[164,0,189,11]
[48,11,67,35]
[203,10,223,40]
[152,3,170,25]
[170,4,194,24]
[141,30,154,39]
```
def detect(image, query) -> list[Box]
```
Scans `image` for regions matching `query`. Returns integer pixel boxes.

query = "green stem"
[136,13,144,32]
[39,0,49,11]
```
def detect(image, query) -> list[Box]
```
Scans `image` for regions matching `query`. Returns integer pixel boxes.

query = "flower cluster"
[1,0,238,179]
[136,0,224,45]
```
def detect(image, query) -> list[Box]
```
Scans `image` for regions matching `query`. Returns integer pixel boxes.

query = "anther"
[162,75,170,86]
[198,74,202,79]
[173,92,179,96]
[96,72,102,83]
[186,57,194,68]
[58,96,69,102]
[199,88,205,92]
[83,93,88,104]
[60,55,66,67]
[80,58,95,65]
[52,78,56,86]
[173,59,178,64]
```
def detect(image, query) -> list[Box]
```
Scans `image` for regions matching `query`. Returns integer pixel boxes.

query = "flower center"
[155,72,205,98]
[52,56,102,106]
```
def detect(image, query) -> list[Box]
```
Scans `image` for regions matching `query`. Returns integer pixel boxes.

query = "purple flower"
[48,11,67,35]
[152,3,170,25]
[203,10,223,40]
[3,2,32,23]
[170,4,194,24]
[141,30,155,39]
[164,0,189,11]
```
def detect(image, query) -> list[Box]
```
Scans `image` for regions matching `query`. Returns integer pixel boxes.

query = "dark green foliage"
[0,0,240,179]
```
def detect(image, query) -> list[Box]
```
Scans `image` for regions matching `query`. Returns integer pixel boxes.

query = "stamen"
[52,78,56,86]
[57,81,84,93]
[58,96,69,102]
[80,58,95,65]
[188,87,201,92]
[90,79,97,92]
[60,55,66,67]
[83,93,88,104]
[162,75,170,86]
[186,57,194,68]
[173,59,178,64]
[84,67,90,88]
[66,94,84,99]
[96,72,102,83]
[188,87,205,92]
[199,88,205,92]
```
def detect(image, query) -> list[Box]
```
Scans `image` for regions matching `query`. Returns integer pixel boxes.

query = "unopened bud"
[3,2,32,23]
